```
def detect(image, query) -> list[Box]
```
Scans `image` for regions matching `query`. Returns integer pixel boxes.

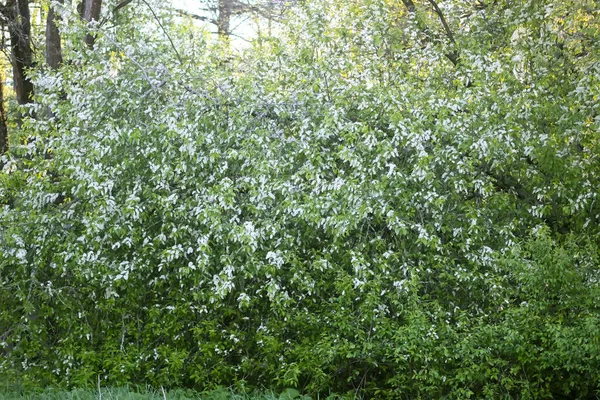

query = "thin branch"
[102,33,159,90]
[427,0,455,44]
[427,0,458,64]
[173,8,212,23]
[99,0,187,67]
[99,0,134,27]
[400,0,459,66]
[114,0,134,13]
[229,14,252,34]
[401,0,416,13]
[226,31,252,43]
[97,375,102,400]
[138,0,183,65]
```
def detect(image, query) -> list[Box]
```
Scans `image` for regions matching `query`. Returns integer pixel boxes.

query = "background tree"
[0,76,6,154]
[82,0,102,47]
[45,0,63,69]
[2,0,34,105]
[186,0,293,40]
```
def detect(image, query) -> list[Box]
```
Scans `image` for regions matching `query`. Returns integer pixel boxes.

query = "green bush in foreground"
[0,386,311,400]
[1,0,600,398]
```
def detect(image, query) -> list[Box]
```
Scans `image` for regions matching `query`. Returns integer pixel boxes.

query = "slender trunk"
[0,77,7,155]
[216,0,231,39]
[83,0,103,48]
[7,0,34,105]
[46,0,64,69]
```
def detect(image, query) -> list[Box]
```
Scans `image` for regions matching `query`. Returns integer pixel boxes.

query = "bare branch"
[138,0,184,65]
[427,0,458,64]
[113,0,134,12]
[401,0,416,13]
[400,0,459,66]
[427,0,455,44]
[173,8,213,23]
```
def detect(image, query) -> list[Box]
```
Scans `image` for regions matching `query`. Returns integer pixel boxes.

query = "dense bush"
[1,0,600,398]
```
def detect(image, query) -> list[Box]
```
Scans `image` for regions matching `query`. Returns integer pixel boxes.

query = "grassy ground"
[0,387,312,400]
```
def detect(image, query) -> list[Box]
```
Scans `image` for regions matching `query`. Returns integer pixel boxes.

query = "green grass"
[0,387,311,400]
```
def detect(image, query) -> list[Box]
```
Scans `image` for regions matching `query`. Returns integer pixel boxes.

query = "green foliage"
[0,386,313,400]
[1,0,600,398]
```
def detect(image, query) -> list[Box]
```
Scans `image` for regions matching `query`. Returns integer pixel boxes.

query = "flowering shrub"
[1,0,600,397]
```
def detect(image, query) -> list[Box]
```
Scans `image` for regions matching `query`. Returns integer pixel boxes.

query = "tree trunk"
[6,0,34,105]
[216,0,231,39]
[77,1,84,18]
[46,0,64,69]
[83,0,103,48]
[0,77,7,155]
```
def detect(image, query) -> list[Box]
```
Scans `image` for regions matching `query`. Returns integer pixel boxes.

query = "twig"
[97,375,102,400]
[427,0,458,64]
[99,0,185,66]
[99,0,135,27]
[101,33,159,90]
[138,0,184,65]
[427,0,456,44]
[400,0,459,65]
[173,8,212,23]
[114,0,134,13]
[120,315,126,351]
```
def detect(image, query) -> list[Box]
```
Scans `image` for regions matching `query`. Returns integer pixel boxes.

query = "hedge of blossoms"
[1,0,600,397]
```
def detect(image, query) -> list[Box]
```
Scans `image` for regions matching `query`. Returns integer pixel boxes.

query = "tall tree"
[216,0,231,38]
[46,0,64,69]
[82,0,103,47]
[195,0,292,39]
[3,0,34,105]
